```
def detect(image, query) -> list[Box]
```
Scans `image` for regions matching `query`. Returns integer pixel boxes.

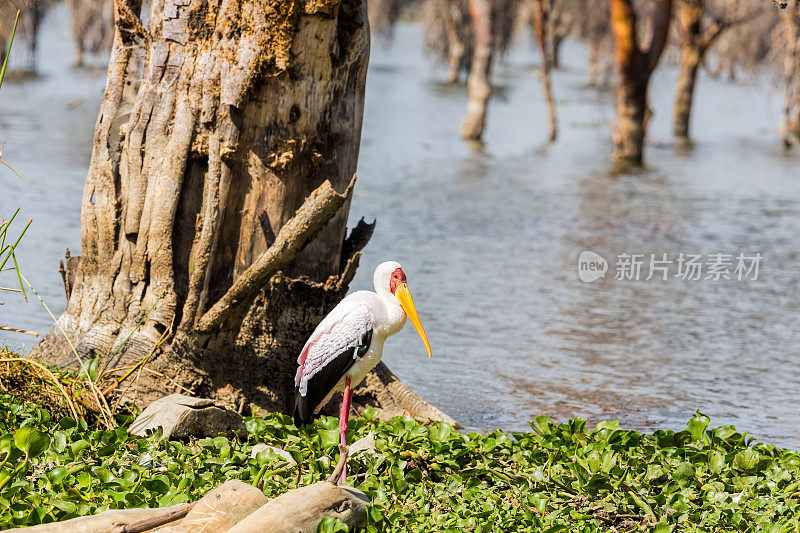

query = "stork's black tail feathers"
[292,328,373,428]
[293,392,312,428]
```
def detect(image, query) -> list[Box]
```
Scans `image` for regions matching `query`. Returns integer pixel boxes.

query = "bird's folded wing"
[295,302,374,396]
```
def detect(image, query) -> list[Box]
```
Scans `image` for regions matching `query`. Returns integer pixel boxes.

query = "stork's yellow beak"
[395,283,432,357]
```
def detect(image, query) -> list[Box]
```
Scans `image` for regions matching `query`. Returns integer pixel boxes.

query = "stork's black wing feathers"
[293,328,372,426]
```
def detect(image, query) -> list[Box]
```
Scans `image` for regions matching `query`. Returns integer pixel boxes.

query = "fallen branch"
[121,503,195,533]
[327,444,350,483]
[196,175,357,333]
[0,326,38,336]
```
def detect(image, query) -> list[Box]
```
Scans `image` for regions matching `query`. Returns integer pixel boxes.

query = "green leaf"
[70,440,90,457]
[686,411,710,442]
[81,357,100,381]
[13,427,50,458]
[673,462,695,483]
[47,466,69,485]
[319,429,340,448]
[733,449,760,472]
[0,434,12,455]
[317,516,349,533]
[428,423,453,443]
[49,500,77,514]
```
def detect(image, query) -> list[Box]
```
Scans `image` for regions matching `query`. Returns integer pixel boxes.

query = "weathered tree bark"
[609,0,673,163]
[532,0,558,142]
[461,0,493,140]
[34,0,451,424]
[673,0,753,141]
[780,1,800,147]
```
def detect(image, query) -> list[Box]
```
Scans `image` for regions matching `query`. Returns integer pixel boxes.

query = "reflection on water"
[2,16,799,446]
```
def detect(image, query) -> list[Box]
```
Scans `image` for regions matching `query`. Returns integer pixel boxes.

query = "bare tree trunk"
[66,0,114,67]
[550,33,564,69]
[588,41,601,87]
[461,0,493,140]
[34,0,452,425]
[609,0,673,163]
[367,0,402,39]
[674,49,701,140]
[441,0,467,83]
[674,0,704,141]
[532,0,558,142]
[781,1,800,147]
[674,0,757,141]
[0,0,52,73]
[547,0,570,70]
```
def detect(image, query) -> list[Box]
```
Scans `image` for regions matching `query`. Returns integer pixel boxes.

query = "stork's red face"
[389,268,407,294]
[389,267,432,358]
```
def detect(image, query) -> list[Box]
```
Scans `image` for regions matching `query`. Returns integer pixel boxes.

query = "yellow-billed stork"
[293,261,432,483]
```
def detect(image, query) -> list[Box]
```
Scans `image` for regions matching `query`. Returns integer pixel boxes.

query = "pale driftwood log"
[3,504,189,533]
[227,482,369,533]
[128,394,246,439]
[155,480,268,533]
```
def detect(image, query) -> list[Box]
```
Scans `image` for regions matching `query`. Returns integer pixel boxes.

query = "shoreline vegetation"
[0,356,799,531]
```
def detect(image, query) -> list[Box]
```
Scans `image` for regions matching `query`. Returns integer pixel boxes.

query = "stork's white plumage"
[293,261,432,483]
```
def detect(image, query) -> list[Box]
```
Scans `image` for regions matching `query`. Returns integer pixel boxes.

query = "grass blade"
[0,10,20,91]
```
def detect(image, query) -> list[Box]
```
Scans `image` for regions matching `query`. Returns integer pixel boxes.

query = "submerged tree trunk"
[673,0,747,141]
[781,1,800,147]
[0,0,52,72]
[609,0,673,164]
[461,0,493,140]
[34,0,453,425]
[532,0,558,142]
[66,0,113,67]
[674,0,704,141]
[442,0,468,83]
[673,49,701,140]
[549,30,564,69]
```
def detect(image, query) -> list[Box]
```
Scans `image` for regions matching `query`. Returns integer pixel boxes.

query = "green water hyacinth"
[0,393,799,531]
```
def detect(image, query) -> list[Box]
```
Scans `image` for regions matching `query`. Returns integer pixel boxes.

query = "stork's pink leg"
[338,376,352,484]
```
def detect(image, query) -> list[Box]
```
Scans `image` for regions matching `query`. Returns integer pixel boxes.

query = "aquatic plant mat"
[0,386,799,530]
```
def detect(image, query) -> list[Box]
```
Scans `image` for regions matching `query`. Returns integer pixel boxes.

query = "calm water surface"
[2,14,799,446]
